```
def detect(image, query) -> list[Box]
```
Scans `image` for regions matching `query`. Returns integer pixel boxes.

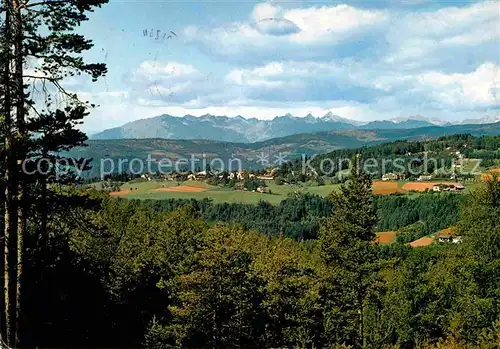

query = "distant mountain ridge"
[91,113,500,143]
[76,122,500,178]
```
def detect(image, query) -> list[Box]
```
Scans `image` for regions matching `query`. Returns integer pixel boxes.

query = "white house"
[196,170,208,179]
[382,173,398,181]
[436,227,462,244]
[417,175,433,181]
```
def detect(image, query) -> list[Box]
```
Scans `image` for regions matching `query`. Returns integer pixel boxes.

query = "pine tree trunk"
[1,0,17,345]
[0,2,10,343]
[13,0,25,345]
[15,191,22,347]
[39,155,47,248]
[0,171,5,343]
[360,299,365,349]
[0,178,4,345]
[3,137,17,349]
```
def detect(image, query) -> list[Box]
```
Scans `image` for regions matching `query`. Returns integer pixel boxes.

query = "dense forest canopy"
[274,134,500,179]
[117,191,464,240]
[14,165,500,348]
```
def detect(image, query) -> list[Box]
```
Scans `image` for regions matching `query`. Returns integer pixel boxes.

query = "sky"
[63,0,499,134]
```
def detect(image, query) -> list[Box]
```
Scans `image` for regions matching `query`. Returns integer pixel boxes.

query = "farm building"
[417,175,433,181]
[436,227,462,243]
[382,172,398,181]
[196,171,208,178]
[229,171,246,180]
[140,174,152,181]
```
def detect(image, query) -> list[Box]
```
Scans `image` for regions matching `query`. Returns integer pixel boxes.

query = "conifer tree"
[0,0,107,346]
[319,155,377,348]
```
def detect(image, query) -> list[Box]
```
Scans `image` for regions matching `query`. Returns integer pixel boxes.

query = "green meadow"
[116,180,341,204]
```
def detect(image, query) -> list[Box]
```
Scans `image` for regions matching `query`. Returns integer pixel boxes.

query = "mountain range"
[90,113,500,143]
[75,122,500,178]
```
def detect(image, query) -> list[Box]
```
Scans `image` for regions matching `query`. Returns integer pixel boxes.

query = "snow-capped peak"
[389,115,447,126]
[321,111,359,125]
[459,115,500,125]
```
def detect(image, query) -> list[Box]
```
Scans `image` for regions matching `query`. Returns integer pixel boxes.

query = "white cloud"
[77,1,500,132]
[183,1,498,74]
[223,60,500,110]
[253,18,300,36]
[183,3,388,59]
[250,3,300,36]
[124,61,216,106]
[97,57,498,133]
[285,4,387,43]
[402,1,498,37]
[226,69,286,88]
[383,1,499,70]
[136,61,198,76]
[414,62,500,108]
[222,60,403,102]
[251,3,280,21]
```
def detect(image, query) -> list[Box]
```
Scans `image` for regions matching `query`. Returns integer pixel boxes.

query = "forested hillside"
[122,191,463,240]
[18,167,500,348]
[70,124,500,178]
[273,134,500,179]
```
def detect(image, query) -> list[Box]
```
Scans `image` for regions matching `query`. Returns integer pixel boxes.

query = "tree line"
[273,135,500,180]
[119,190,463,241]
[16,164,499,348]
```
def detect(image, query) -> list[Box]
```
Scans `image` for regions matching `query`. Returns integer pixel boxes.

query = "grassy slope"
[117,180,341,204]
[113,177,476,204]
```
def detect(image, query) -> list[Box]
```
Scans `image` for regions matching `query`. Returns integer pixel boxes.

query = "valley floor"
[110,179,341,204]
[106,178,475,204]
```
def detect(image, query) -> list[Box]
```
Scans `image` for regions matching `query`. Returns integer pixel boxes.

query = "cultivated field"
[109,189,135,197]
[409,236,435,247]
[374,231,397,244]
[461,158,484,173]
[151,185,208,193]
[372,181,404,195]
[109,180,341,204]
[106,178,476,204]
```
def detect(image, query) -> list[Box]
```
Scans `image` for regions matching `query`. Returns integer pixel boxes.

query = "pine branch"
[51,78,79,101]
[26,102,42,118]
[25,0,70,9]
[23,74,57,81]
